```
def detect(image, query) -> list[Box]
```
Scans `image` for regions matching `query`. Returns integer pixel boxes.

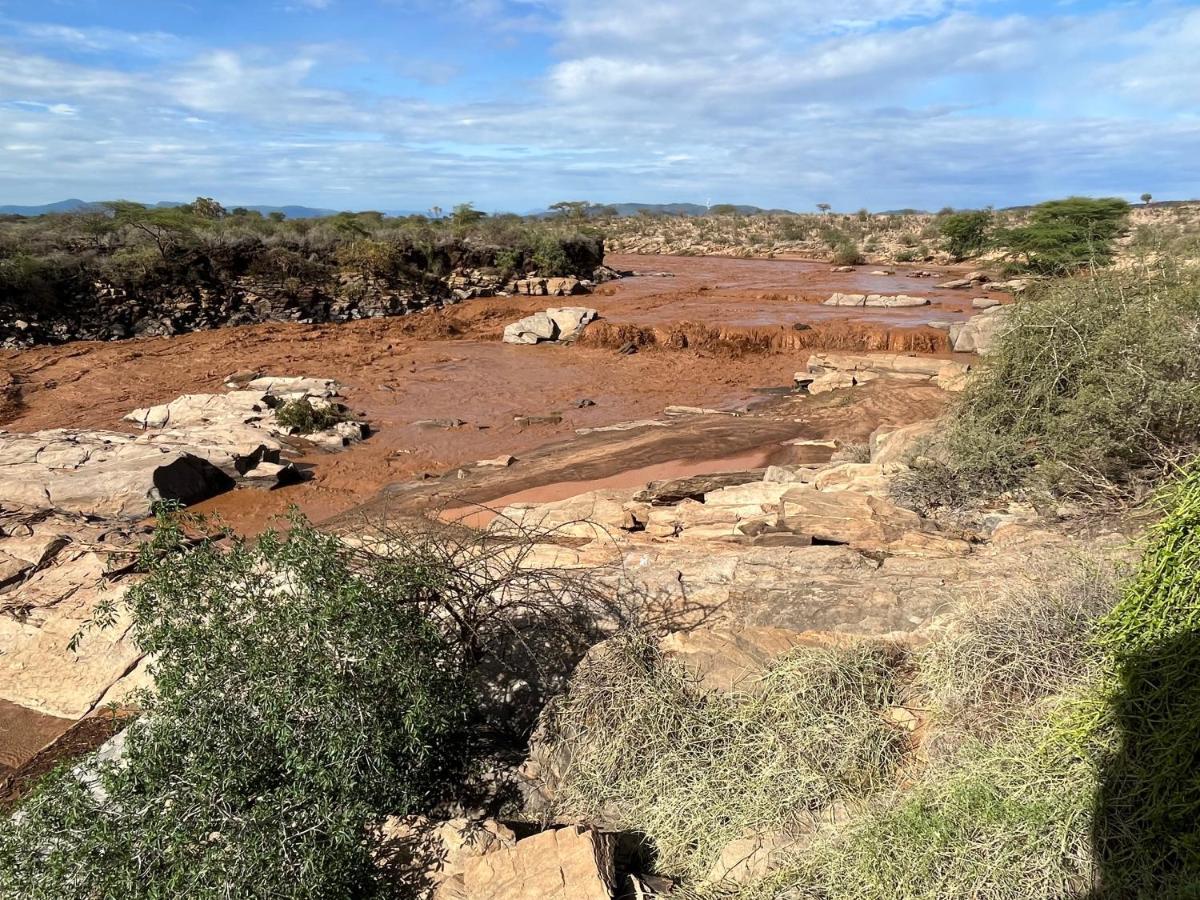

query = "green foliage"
[0,514,473,899]
[273,398,346,434]
[898,262,1200,505]
[544,634,907,882]
[776,732,1099,900]
[450,202,487,227]
[938,209,993,260]
[995,196,1130,274]
[1090,463,1200,896]
[530,233,571,276]
[830,242,865,266]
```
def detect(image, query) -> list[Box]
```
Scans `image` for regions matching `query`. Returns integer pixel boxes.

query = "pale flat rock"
[0,430,246,519]
[461,827,615,900]
[491,489,638,542]
[869,420,938,466]
[240,375,339,398]
[661,626,855,694]
[949,305,1013,354]
[776,487,923,546]
[0,515,143,718]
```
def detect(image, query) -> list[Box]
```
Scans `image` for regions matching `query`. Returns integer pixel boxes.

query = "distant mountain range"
[0,199,348,219]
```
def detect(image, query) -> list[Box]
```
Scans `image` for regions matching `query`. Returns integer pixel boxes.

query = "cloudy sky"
[0,0,1197,212]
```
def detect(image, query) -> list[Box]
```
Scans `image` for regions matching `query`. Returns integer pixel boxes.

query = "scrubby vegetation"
[896,260,1200,508]
[993,197,1130,274]
[273,397,347,433]
[0,510,610,899]
[938,209,993,260]
[540,460,1200,898]
[0,198,603,321]
[0,514,471,898]
[542,636,908,883]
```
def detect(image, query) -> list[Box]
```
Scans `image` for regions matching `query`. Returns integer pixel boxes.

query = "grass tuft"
[541,633,909,882]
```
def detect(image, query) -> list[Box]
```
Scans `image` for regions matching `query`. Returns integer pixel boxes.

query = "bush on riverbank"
[895,260,1200,508]
[0,199,603,320]
[0,510,611,899]
[540,634,908,883]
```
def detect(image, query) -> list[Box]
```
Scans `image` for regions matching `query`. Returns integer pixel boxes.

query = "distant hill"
[0,199,103,216]
[0,200,358,219]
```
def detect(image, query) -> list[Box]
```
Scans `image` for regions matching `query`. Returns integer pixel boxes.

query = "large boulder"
[949,304,1012,354]
[0,429,242,519]
[502,312,558,344]
[502,308,599,344]
[545,307,599,342]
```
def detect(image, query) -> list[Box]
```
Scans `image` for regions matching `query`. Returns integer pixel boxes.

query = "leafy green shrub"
[830,242,864,266]
[0,514,473,899]
[543,634,908,882]
[938,209,993,260]
[530,233,571,276]
[897,262,1200,506]
[274,397,346,433]
[996,197,1130,274]
[1089,463,1200,896]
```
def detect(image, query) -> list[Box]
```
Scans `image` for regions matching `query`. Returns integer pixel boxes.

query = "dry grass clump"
[541,633,909,882]
[770,728,1100,900]
[918,560,1120,753]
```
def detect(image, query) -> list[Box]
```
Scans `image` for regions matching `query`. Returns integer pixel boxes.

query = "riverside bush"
[0,514,474,899]
[895,261,1200,507]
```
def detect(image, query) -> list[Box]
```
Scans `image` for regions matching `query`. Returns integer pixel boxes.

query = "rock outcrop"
[949,304,1013,354]
[795,352,970,394]
[2,379,367,520]
[824,293,930,308]
[0,510,150,719]
[502,308,599,344]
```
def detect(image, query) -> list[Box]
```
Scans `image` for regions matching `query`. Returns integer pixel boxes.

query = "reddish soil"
[0,254,974,534]
[0,699,73,779]
[0,709,130,810]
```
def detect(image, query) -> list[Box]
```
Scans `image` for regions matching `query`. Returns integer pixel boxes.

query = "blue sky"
[1,0,1198,211]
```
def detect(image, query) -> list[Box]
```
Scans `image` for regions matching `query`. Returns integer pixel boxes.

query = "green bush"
[896,262,1200,506]
[996,197,1130,274]
[830,242,865,266]
[543,634,907,882]
[1090,464,1200,896]
[274,397,346,433]
[938,209,992,260]
[0,514,473,899]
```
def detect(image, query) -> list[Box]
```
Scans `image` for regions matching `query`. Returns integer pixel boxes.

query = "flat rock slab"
[462,826,615,900]
[0,510,148,719]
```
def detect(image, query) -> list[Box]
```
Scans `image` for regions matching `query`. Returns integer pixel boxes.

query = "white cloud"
[0,3,1196,209]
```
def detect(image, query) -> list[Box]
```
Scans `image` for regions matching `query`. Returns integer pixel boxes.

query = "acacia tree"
[939,209,993,261]
[995,196,1131,274]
